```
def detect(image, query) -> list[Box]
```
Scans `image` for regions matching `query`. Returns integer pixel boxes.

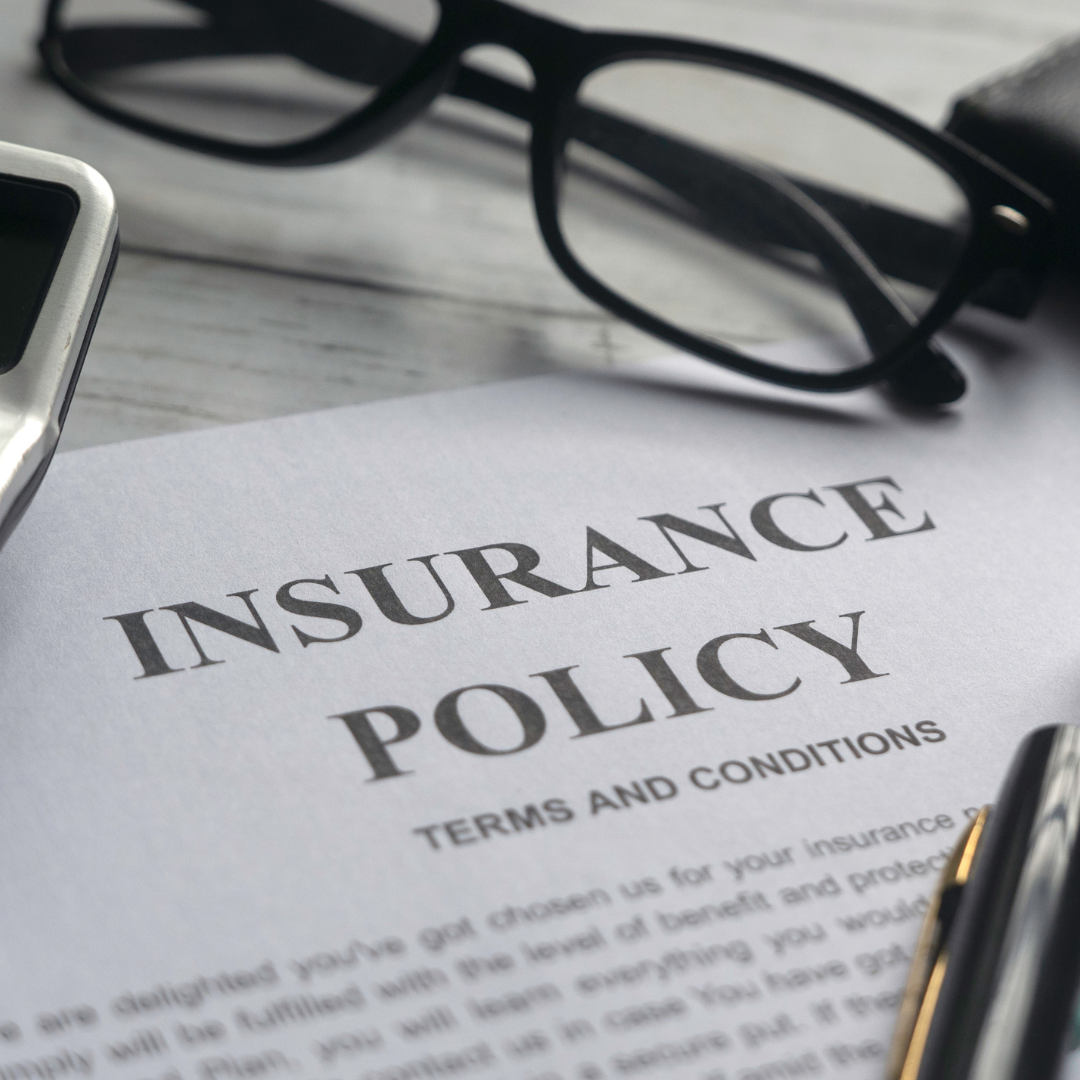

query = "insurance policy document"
[3,306,1080,1080]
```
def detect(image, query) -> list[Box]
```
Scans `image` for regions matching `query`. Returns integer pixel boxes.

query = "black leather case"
[947,38,1080,268]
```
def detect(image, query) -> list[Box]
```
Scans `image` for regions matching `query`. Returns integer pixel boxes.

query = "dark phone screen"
[0,176,78,375]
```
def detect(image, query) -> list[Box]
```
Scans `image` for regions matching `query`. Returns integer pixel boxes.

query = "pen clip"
[886,806,991,1080]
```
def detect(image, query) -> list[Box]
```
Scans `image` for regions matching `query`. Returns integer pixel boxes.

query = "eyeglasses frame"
[38,0,1057,397]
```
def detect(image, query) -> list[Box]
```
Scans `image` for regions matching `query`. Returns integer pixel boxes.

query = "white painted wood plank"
[534,0,1077,41]
[59,249,657,450]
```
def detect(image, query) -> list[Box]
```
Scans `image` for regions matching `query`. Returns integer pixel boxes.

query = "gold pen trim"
[900,954,948,1080]
[885,806,991,1080]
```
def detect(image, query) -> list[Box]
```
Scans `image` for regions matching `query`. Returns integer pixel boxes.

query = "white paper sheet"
[3,299,1080,1080]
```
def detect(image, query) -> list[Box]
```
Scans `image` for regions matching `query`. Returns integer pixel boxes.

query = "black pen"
[887,725,1080,1080]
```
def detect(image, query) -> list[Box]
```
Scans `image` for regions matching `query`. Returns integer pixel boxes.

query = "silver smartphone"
[0,139,118,550]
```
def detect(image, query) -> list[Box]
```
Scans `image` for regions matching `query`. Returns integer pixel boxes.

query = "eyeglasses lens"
[558,60,973,375]
[55,0,440,145]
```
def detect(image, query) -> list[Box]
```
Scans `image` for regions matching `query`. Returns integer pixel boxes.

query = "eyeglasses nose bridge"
[439,0,585,90]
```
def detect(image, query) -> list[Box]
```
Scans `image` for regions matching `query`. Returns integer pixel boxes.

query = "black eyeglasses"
[38,0,1057,405]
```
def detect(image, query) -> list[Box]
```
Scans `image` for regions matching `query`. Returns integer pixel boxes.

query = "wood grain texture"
[0,0,1073,449]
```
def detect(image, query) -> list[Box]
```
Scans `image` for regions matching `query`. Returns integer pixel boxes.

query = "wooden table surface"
[1,0,1075,451]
